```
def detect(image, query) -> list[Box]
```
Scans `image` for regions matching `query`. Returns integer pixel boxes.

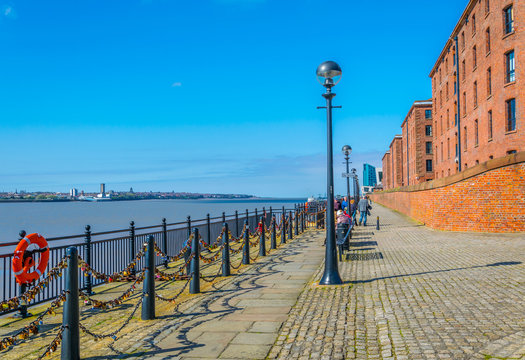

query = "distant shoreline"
[0,197,306,204]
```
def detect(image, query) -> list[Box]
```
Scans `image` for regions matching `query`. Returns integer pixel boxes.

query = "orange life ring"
[12,233,50,285]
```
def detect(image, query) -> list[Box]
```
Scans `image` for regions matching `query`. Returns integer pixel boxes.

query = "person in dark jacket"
[358,196,371,226]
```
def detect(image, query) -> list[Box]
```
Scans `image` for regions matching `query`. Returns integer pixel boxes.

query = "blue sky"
[0,0,468,197]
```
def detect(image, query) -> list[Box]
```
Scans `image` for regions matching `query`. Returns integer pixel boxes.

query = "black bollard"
[271,215,277,250]
[242,220,250,265]
[259,217,266,257]
[162,218,168,268]
[281,213,287,244]
[222,223,230,276]
[141,235,155,320]
[301,205,305,232]
[235,210,239,237]
[206,214,211,246]
[376,216,380,230]
[184,216,191,275]
[62,247,80,360]
[84,225,94,295]
[190,228,200,294]
[288,211,293,240]
[129,221,136,276]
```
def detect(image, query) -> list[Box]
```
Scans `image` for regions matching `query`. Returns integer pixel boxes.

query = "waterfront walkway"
[1,205,524,359]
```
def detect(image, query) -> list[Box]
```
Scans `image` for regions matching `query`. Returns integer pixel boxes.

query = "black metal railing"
[0,204,323,312]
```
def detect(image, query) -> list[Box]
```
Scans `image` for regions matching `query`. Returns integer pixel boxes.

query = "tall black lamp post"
[342,145,352,211]
[317,60,343,286]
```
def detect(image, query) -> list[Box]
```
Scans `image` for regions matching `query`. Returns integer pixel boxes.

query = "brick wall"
[369,152,525,233]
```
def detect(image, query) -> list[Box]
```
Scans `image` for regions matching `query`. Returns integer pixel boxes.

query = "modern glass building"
[363,163,377,187]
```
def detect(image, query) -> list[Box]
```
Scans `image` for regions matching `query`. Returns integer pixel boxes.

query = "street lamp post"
[342,145,352,211]
[317,61,343,286]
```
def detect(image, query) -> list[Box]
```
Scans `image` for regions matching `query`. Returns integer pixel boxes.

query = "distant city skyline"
[0,0,469,197]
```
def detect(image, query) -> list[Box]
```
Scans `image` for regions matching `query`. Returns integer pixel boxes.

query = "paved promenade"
[270,205,525,360]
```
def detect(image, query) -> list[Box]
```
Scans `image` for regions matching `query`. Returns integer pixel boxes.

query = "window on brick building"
[476,160,479,165]
[472,14,476,35]
[485,28,491,54]
[506,98,516,132]
[448,168,451,176]
[447,109,450,129]
[453,47,456,65]
[447,138,451,159]
[507,150,517,155]
[446,82,449,100]
[425,125,432,136]
[504,6,514,34]
[489,155,494,159]
[488,110,493,140]
[441,142,444,162]
[461,32,465,50]
[426,142,432,154]
[473,46,477,69]
[440,90,443,107]
[446,57,448,72]
[454,103,458,125]
[485,0,490,14]
[505,50,515,83]
[487,67,492,96]
[464,126,467,149]
[425,109,432,119]
[474,82,478,107]
[465,163,468,169]
[440,116,443,135]
[475,120,479,146]
[463,92,466,115]
[454,73,457,94]
[426,160,433,172]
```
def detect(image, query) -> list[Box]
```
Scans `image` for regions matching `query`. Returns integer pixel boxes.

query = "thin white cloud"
[171,82,182,87]
[2,5,16,18]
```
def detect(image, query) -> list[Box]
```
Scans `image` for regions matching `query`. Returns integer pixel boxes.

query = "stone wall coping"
[375,151,525,193]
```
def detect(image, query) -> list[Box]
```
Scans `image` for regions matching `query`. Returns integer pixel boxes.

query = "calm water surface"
[0,198,305,243]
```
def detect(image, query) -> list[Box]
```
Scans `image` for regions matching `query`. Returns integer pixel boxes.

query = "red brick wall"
[370,155,525,233]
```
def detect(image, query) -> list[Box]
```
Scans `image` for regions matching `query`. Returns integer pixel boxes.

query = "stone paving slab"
[268,204,525,360]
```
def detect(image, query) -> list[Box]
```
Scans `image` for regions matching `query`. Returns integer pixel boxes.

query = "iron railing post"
[184,216,191,275]
[141,235,155,320]
[295,207,299,236]
[222,223,230,276]
[289,211,293,240]
[84,225,93,295]
[271,215,277,249]
[162,218,168,268]
[235,210,239,237]
[242,220,250,265]
[206,214,211,246]
[62,247,80,360]
[259,216,266,257]
[129,221,136,276]
[281,212,287,244]
[190,228,200,294]
[17,230,29,318]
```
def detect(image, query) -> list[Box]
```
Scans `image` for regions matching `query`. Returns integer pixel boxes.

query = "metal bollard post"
[222,212,226,224]
[162,218,168,268]
[376,216,380,230]
[294,208,299,236]
[17,230,29,318]
[259,216,266,257]
[245,209,249,227]
[242,220,250,265]
[184,216,191,275]
[141,235,155,320]
[222,223,230,276]
[129,221,136,276]
[62,247,80,360]
[301,205,305,233]
[281,213,287,244]
[288,211,293,240]
[235,210,239,237]
[84,225,94,295]
[190,228,200,294]
[271,215,277,250]
[206,214,211,246]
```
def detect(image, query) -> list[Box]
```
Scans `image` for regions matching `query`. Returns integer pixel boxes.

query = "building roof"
[401,99,433,127]
[429,0,477,77]
[382,151,391,161]
[389,135,403,148]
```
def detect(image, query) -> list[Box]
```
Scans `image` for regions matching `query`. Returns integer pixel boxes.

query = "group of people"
[335,195,372,227]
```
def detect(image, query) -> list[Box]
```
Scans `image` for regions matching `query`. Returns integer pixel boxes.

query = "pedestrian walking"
[358,196,372,226]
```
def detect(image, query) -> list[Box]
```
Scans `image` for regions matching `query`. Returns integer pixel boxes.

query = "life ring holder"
[12,233,50,285]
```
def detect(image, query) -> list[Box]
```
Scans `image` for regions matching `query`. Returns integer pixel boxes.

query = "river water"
[0,198,305,244]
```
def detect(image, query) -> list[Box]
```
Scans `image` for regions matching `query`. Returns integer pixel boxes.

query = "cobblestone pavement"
[269,205,525,360]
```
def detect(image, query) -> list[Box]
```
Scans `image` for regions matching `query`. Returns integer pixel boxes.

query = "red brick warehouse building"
[430,0,523,178]
[401,100,434,186]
